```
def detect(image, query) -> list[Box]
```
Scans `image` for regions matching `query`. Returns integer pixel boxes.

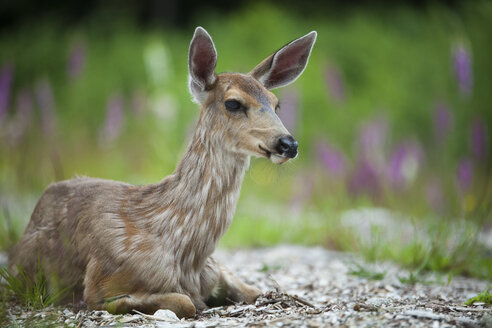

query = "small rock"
[153,309,180,322]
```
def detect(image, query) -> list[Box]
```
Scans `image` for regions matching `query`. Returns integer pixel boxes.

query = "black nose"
[276,135,298,158]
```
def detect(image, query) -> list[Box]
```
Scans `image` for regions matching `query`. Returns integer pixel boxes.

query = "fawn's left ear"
[188,27,217,103]
[250,31,317,90]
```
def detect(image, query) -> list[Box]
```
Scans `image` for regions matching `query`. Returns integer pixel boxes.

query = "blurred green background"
[0,1,491,279]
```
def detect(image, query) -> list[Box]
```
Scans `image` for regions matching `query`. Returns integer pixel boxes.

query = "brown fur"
[9,27,316,318]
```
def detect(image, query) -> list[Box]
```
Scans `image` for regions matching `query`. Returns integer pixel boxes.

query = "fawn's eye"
[225,100,243,112]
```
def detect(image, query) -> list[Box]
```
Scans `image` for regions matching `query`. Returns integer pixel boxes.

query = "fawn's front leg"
[219,265,262,304]
[202,259,261,307]
[83,258,196,318]
[93,292,196,318]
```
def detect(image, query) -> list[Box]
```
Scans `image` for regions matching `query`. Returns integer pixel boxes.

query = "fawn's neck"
[153,114,249,270]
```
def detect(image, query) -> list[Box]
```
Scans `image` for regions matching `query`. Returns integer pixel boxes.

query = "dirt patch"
[3,246,491,327]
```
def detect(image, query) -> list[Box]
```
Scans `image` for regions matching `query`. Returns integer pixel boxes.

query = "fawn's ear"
[188,27,217,103]
[250,31,317,90]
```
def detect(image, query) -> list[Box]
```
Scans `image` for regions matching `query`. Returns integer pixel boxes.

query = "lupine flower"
[35,79,56,136]
[0,62,13,125]
[5,89,33,145]
[456,158,473,194]
[433,102,454,142]
[348,158,381,201]
[358,116,388,172]
[387,140,423,190]
[278,88,299,133]
[315,139,347,179]
[100,94,124,145]
[324,65,345,103]
[67,41,86,80]
[426,179,444,214]
[452,42,473,97]
[470,119,487,160]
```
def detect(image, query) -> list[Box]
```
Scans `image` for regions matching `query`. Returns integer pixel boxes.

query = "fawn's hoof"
[243,285,262,304]
[160,293,196,318]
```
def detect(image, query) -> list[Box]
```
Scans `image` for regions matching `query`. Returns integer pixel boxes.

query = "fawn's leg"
[202,258,261,306]
[218,264,261,304]
[91,293,196,318]
[83,259,196,318]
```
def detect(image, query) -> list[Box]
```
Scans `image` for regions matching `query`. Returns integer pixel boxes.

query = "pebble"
[153,309,180,322]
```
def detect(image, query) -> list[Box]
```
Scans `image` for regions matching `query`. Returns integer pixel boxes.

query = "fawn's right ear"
[188,27,217,104]
[250,31,317,90]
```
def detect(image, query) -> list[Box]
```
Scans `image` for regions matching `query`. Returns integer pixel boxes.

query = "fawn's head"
[188,27,316,164]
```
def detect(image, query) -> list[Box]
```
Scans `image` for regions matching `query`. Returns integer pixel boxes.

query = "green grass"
[348,263,386,280]
[397,270,452,286]
[0,264,67,310]
[465,286,492,306]
[356,220,492,281]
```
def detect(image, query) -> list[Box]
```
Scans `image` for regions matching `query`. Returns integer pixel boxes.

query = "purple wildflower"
[278,88,299,133]
[426,179,445,214]
[456,158,473,194]
[348,158,381,201]
[68,41,86,80]
[0,62,13,125]
[470,119,488,160]
[324,65,345,103]
[100,94,124,145]
[35,79,56,136]
[315,139,347,178]
[16,89,33,127]
[433,102,454,142]
[387,140,423,190]
[452,42,473,97]
[6,89,33,144]
[358,116,388,172]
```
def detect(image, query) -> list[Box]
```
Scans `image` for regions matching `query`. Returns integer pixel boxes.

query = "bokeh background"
[0,1,491,279]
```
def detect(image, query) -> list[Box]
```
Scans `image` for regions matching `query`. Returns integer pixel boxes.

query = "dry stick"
[448,306,491,313]
[290,295,316,309]
[265,273,316,309]
[266,274,283,293]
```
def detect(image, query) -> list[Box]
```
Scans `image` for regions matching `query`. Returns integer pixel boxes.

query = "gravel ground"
[4,246,492,327]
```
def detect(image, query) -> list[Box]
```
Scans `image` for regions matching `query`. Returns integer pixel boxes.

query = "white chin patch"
[271,154,289,165]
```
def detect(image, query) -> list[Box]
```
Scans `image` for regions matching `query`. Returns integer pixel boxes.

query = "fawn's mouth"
[258,145,289,164]
[258,145,272,158]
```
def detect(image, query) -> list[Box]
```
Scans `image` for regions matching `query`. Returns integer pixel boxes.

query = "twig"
[291,295,316,308]
[266,274,283,293]
[449,306,491,313]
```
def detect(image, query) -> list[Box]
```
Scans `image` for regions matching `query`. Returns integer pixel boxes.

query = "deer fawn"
[9,27,316,318]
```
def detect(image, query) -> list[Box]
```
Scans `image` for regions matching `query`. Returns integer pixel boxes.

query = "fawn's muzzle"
[276,135,298,158]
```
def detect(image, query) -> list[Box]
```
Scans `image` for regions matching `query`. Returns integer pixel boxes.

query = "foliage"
[0,1,491,282]
[348,263,386,280]
[0,264,67,310]
[465,286,492,306]
[357,220,492,280]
